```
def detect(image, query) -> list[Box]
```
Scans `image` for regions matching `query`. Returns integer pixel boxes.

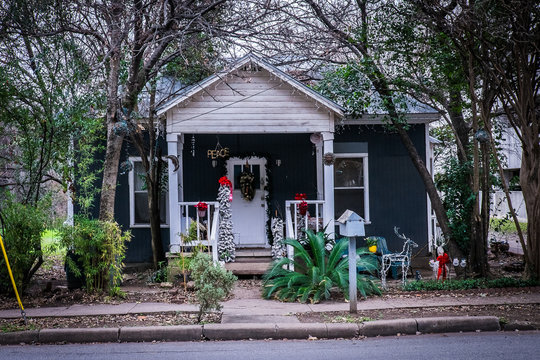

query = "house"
[117,54,438,271]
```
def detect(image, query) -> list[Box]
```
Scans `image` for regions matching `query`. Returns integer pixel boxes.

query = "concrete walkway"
[0,291,538,319]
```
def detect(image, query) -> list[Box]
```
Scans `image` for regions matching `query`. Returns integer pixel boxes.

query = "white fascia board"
[344,113,439,125]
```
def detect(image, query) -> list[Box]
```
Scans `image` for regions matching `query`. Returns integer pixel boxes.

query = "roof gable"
[156,54,344,117]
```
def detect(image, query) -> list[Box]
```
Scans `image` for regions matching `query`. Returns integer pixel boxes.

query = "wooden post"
[348,236,357,313]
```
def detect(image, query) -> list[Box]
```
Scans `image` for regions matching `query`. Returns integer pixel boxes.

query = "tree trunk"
[98,122,124,221]
[147,157,165,269]
[521,147,540,279]
[98,52,122,221]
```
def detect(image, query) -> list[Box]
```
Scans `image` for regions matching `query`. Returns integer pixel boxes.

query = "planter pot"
[197,209,207,218]
[65,250,85,290]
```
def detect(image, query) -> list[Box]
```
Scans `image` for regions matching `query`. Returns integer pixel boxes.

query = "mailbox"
[336,210,365,237]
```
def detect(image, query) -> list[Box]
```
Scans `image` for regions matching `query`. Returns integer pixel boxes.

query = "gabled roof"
[156,54,345,117]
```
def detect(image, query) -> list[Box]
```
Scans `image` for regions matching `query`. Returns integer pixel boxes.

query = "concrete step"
[234,248,273,264]
[225,261,271,275]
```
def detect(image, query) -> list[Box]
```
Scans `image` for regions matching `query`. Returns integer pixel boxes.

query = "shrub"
[189,252,236,323]
[0,195,49,295]
[403,277,539,291]
[263,230,381,303]
[59,216,131,295]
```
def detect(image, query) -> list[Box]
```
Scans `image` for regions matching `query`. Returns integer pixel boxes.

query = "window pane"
[334,189,365,219]
[135,192,167,224]
[233,165,241,190]
[134,192,149,223]
[134,162,146,191]
[334,158,363,188]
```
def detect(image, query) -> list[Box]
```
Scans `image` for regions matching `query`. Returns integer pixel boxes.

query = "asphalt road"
[0,332,538,360]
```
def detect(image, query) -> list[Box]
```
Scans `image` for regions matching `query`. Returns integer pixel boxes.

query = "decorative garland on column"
[271,217,286,260]
[217,176,235,262]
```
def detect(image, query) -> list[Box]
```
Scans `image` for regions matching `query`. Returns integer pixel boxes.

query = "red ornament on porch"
[219,176,233,201]
[299,200,308,216]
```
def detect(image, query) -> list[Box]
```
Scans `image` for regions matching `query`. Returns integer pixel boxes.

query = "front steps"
[225,248,273,275]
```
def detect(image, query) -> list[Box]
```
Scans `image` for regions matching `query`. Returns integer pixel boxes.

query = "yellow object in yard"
[369,245,377,253]
[0,234,26,323]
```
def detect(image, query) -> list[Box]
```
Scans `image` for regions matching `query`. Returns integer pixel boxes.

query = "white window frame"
[128,156,170,228]
[334,153,370,224]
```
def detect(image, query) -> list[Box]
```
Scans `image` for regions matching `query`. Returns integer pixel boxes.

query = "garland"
[219,152,274,244]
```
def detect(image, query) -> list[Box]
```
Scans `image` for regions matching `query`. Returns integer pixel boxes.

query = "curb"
[0,316,501,345]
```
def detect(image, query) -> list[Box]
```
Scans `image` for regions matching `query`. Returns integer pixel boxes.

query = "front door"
[226,157,268,247]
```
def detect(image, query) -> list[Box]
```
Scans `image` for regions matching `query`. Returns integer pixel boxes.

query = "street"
[0,332,538,360]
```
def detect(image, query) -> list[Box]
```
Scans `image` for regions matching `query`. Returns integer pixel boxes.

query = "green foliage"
[189,252,236,323]
[59,216,131,295]
[263,230,381,303]
[490,218,527,234]
[435,158,475,254]
[404,277,538,291]
[0,193,49,295]
[149,261,168,283]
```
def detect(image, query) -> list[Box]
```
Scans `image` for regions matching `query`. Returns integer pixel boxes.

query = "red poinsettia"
[219,176,232,187]
[298,200,308,216]
[294,193,307,200]
[195,202,208,211]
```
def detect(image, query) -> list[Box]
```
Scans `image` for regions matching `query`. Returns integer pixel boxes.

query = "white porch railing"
[285,200,325,270]
[178,201,220,263]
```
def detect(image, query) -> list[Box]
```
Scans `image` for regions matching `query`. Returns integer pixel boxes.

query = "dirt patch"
[0,312,220,332]
[297,303,540,329]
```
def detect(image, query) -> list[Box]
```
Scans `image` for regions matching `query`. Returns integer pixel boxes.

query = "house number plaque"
[207,147,230,159]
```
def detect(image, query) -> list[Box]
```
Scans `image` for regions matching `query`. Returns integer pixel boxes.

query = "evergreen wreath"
[239,168,255,201]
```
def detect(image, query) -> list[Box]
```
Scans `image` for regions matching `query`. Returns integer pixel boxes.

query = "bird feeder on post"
[336,210,365,313]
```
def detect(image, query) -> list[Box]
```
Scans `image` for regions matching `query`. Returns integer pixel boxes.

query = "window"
[129,158,169,227]
[334,153,370,223]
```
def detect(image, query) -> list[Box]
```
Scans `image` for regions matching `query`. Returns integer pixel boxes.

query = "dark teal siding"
[335,124,428,254]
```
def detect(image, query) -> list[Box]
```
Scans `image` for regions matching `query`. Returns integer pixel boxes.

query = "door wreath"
[239,168,255,201]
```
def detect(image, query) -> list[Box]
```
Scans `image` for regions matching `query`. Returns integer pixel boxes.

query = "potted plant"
[366,237,378,253]
[195,202,208,218]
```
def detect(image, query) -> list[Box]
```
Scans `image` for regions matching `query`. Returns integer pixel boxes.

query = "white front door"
[226,157,268,247]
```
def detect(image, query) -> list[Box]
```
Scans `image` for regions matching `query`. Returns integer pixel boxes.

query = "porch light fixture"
[310,132,322,145]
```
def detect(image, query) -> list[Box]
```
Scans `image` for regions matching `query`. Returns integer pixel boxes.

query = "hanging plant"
[239,169,255,201]
[195,202,208,218]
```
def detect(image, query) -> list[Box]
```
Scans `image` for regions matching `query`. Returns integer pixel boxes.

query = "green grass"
[490,218,527,234]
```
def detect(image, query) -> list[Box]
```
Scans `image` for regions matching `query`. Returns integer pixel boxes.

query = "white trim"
[322,131,335,236]
[334,152,370,224]
[345,113,438,124]
[168,134,181,252]
[128,156,170,228]
[425,123,434,252]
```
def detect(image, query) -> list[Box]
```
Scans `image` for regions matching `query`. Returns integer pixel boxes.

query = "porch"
[172,200,327,275]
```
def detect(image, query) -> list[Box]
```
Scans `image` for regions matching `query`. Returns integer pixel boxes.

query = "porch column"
[322,131,335,237]
[167,133,182,253]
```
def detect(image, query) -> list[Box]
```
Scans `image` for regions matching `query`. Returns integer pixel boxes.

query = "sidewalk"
[1,291,539,319]
[0,291,538,344]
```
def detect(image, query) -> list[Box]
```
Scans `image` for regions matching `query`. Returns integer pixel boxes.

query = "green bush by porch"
[262,230,381,303]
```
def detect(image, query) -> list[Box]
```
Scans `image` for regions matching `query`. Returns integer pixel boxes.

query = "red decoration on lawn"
[436,247,450,281]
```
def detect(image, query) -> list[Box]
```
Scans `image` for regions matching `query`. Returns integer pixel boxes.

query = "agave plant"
[262,230,381,303]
